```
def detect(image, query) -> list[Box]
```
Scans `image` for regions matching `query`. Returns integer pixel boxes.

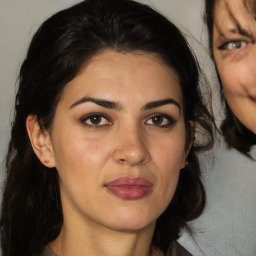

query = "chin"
[108,220,156,233]
[105,209,158,232]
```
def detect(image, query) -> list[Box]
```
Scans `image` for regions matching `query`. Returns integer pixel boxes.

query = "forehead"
[75,50,178,84]
[60,50,182,106]
[214,0,254,22]
[214,0,254,10]
[213,0,256,34]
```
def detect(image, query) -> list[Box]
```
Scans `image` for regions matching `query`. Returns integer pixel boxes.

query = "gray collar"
[43,246,56,256]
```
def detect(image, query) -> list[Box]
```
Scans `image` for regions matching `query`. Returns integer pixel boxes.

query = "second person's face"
[213,0,256,133]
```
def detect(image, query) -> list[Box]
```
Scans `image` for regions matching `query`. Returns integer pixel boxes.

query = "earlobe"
[26,114,55,168]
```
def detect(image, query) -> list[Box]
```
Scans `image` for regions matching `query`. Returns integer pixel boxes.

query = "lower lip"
[105,177,153,200]
[106,185,152,200]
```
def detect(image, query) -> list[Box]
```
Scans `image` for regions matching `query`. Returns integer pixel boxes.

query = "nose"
[112,127,151,166]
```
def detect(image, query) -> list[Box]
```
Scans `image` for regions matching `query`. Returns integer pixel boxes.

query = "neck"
[49,219,160,256]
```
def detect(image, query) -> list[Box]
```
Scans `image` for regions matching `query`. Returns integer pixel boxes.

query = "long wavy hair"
[204,0,256,156]
[1,0,215,255]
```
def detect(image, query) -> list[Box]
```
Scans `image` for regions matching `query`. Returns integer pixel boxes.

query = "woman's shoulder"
[167,241,193,256]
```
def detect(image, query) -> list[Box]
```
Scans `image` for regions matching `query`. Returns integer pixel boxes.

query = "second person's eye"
[218,40,248,50]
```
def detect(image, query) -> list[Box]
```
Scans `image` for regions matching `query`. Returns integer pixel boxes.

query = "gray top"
[42,246,56,256]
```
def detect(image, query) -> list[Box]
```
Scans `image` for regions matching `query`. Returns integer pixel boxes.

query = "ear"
[26,114,55,168]
[181,120,194,169]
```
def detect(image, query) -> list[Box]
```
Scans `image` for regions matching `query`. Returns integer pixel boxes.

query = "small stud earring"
[44,160,49,164]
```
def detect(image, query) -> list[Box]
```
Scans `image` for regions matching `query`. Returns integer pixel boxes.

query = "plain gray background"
[0,1,256,255]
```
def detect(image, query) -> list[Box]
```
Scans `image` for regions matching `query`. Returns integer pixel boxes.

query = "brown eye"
[152,115,163,125]
[89,115,102,125]
[81,113,111,127]
[145,114,176,128]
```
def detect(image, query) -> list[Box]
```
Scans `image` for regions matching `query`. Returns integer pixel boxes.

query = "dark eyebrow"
[237,24,251,37]
[70,97,180,112]
[70,97,122,110]
[142,99,181,111]
[223,24,252,38]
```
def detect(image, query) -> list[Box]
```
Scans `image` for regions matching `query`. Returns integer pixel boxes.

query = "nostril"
[118,158,126,164]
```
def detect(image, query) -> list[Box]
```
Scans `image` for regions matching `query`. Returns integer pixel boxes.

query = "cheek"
[219,60,256,96]
[52,131,111,180]
[153,142,182,210]
[152,133,186,178]
[156,147,184,170]
[220,69,239,96]
[53,134,111,210]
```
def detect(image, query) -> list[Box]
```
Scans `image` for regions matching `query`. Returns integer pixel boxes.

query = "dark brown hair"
[1,0,215,255]
[204,0,256,156]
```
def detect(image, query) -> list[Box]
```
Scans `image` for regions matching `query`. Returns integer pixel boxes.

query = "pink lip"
[105,176,153,200]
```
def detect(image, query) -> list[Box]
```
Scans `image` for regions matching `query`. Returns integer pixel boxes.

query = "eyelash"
[218,40,248,50]
[80,113,176,128]
[145,113,176,128]
[80,113,112,128]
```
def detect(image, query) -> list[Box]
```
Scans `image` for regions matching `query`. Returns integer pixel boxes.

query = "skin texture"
[213,0,256,134]
[27,50,190,256]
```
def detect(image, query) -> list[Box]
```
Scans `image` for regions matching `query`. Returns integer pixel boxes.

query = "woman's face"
[212,0,256,133]
[47,50,189,233]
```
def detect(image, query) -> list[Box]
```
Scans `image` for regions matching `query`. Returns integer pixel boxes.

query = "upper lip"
[105,176,153,187]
